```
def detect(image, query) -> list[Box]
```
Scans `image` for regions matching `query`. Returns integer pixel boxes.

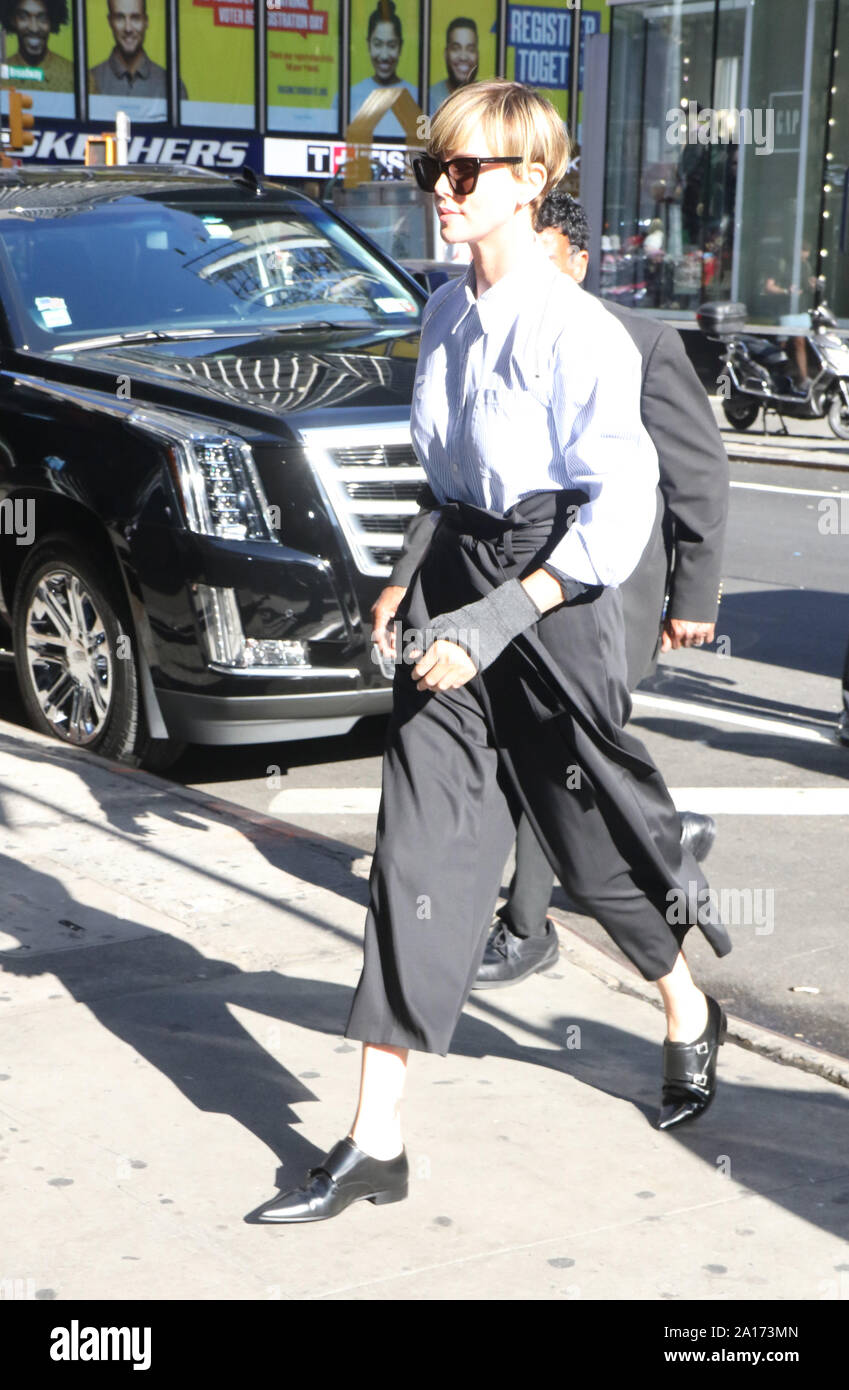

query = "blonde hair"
[427,80,570,217]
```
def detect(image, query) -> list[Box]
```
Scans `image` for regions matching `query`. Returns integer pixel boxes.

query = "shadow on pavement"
[677,589,849,681]
[1,850,848,1240]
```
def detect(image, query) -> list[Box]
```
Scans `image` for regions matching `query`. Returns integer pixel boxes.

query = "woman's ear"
[528,162,548,196]
[519,161,548,207]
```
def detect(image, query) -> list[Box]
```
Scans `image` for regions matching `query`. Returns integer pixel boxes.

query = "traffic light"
[84,135,118,165]
[8,89,34,151]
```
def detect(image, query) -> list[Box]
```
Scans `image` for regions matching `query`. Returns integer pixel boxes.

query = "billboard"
[349,0,421,140]
[267,0,339,134]
[0,0,75,118]
[87,0,171,123]
[178,0,255,129]
[428,1,497,116]
[18,117,260,166]
[504,2,606,126]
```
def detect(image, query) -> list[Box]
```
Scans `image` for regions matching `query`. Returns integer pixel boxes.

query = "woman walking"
[255,81,731,1225]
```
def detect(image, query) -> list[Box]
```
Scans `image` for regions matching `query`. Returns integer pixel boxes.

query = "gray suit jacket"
[388,298,729,687]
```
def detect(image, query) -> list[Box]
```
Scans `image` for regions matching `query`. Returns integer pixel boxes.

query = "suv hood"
[31,332,420,436]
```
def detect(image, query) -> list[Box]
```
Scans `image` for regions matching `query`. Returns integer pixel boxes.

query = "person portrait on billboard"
[88,0,186,100]
[429,15,479,113]
[0,0,73,91]
[349,0,417,139]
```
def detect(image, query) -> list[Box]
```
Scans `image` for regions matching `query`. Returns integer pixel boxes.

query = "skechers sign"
[16,122,259,169]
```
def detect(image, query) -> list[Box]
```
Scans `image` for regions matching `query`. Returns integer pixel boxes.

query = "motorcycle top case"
[697,301,748,337]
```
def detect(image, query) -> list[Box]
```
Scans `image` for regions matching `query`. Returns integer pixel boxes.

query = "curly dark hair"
[535,189,591,251]
[1,0,69,35]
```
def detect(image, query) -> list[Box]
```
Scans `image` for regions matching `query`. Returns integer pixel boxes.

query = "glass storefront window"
[602,0,839,325]
[819,0,848,324]
[179,0,255,129]
[0,0,76,117]
[732,0,833,326]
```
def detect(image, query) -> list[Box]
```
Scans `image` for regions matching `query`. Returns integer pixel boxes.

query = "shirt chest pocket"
[469,383,552,464]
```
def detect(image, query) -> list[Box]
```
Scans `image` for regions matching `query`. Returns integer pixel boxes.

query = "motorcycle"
[697,300,849,440]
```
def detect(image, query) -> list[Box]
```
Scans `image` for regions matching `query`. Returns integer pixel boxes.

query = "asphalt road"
[3,456,849,1057]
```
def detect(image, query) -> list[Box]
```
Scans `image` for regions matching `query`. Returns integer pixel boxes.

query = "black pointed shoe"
[250,1138,408,1224]
[658,995,728,1131]
[678,811,717,863]
[472,917,559,990]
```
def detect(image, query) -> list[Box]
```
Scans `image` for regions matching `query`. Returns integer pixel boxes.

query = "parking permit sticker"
[35,296,72,328]
[202,216,232,238]
[375,296,416,314]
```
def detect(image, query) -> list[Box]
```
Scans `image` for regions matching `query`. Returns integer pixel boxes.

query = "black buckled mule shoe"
[658,995,728,1131]
[250,1137,408,1224]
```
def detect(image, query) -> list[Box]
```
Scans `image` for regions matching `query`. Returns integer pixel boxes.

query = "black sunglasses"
[412,154,523,196]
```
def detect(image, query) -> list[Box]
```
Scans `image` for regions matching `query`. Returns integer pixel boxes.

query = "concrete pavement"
[710,398,849,470]
[0,718,848,1302]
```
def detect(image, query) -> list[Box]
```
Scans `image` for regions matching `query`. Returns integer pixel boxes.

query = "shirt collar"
[108,47,151,80]
[450,243,559,336]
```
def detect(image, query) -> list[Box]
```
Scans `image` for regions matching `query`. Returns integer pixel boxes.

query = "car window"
[0,191,422,347]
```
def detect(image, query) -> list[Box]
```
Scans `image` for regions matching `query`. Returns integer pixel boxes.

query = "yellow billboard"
[427,2,498,116]
[268,0,340,134]
[178,0,255,129]
[349,0,421,140]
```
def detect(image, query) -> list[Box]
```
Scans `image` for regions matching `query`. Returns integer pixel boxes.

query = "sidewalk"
[1,717,848,1302]
[710,399,849,471]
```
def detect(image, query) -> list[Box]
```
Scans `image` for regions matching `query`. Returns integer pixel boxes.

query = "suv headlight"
[130,407,278,542]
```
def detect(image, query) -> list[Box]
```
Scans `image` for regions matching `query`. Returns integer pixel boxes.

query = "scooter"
[697,300,849,440]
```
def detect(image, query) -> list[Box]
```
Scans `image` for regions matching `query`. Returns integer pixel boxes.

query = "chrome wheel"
[25,568,114,746]
[828,392,849,441]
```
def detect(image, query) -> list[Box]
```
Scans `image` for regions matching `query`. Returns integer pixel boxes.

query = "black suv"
[0,166,427,765]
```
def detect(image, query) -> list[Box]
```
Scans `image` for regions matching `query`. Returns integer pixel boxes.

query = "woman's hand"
[410,569,564,691]
[411,639,478,691]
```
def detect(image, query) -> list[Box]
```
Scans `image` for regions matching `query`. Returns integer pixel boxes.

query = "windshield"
[0,190,423,349]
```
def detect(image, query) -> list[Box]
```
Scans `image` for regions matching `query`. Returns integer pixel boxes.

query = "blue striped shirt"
[409,245,659,588]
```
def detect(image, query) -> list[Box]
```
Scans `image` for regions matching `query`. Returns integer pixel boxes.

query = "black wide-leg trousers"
[345,492,730,1057]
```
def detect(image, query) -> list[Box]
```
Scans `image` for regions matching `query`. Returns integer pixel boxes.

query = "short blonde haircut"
[427,80,570,217]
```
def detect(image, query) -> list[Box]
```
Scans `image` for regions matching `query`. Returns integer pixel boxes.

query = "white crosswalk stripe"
[269,786,849,817]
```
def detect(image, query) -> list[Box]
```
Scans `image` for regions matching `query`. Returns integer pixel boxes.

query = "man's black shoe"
[472,918,559,990]
[679,811,717,863]
[837,713,849,747]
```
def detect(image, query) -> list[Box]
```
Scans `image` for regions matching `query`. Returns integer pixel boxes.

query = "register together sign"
[507,4,600,90]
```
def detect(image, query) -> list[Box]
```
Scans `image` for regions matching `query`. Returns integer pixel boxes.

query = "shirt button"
[452,464,459,473]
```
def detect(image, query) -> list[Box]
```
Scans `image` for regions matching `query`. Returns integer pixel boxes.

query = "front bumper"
[156,684,393,745]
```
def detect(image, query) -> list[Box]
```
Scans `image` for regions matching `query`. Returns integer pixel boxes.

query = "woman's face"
[369,22,402,81]
[433,122,545,249]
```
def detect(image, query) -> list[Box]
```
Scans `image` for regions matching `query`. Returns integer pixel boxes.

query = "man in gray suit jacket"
[372,192,730,989]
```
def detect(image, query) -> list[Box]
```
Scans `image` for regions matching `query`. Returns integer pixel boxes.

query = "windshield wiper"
[51,321,399,352]
[51,327,263,352]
